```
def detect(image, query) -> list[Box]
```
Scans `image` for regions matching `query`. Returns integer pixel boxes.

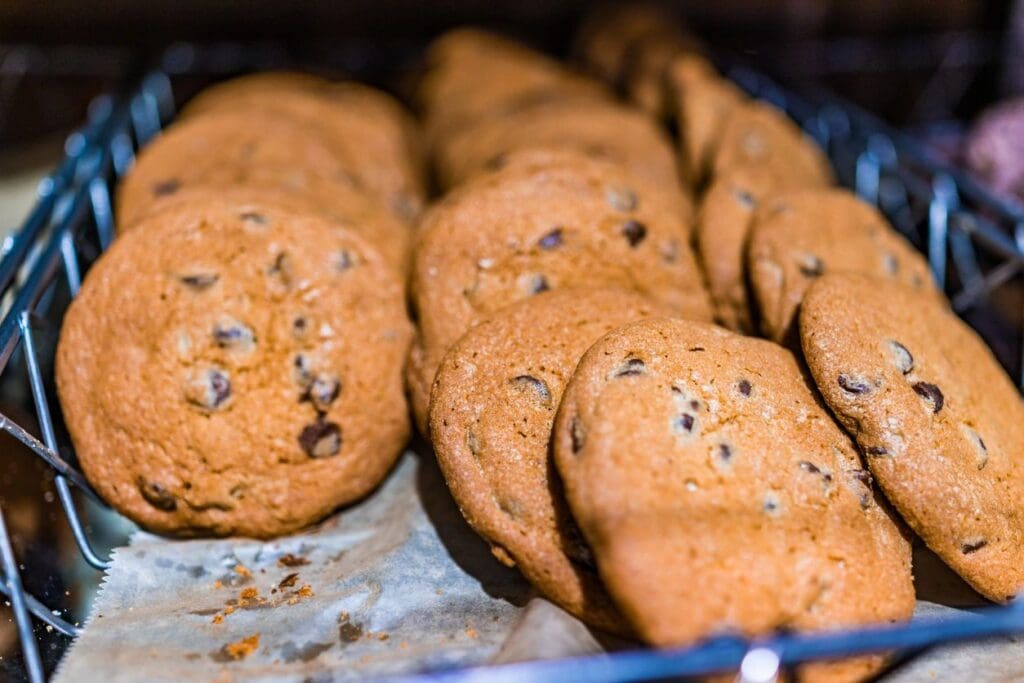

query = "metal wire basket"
[1,59,1023,682]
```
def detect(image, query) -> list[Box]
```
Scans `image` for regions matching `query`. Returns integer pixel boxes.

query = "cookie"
[408,148,712,431]
[667,58,746,188]
[116,110,366,227]
[181,76,425,222]
[56,197,412,538]
[551,317,914,675]
[572,3,671,86]
[746,188,937,344]
[695,165,829,333]
[712,100,834,188]
[120,184,411,278]
[434,98,682,191]
[418,28,610,150]
[800,273,1024,602]
[430,287,667,632]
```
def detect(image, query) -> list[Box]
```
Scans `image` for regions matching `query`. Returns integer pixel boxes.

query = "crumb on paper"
[234,564,253,580]
[212,614,223,625]
[465,627,478,639]
[239,587,258,601]
[278,573,299,589]
[278,553,310,567]
[298,585,313,597]
[222,633,259,660]
[399,641,408,650]
[213,580,223,589]
[224,606,235,616]
[435,588,444,596]
[378,633,389,641]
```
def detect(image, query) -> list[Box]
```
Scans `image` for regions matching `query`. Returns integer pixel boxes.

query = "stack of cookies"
[416,22,1024,683]
[54,22,1024,683]
[56,72,421,538]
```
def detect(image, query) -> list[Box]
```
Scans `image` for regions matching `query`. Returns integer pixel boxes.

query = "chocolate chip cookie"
[409,148,712,431]
[430,287,666,632]
[181,75,425,222]
[800,273,1024,602]
[116,110,367,228]
[551,317,914,673]
[668,57,746,188]
[121,184,411,278]
[747,188,937,344]
[695,165,829,334]
[712,100,834,189]
[57,197,412,538]
[418,28,610,152]
[434,97,682,192]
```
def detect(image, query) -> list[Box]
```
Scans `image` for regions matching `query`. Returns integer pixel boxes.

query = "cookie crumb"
[297,585,314,598]
[378,633,389,641]
[278,573,299,589]
[465,627,478,639]
[213,580,223,589]
[240,587,258,601]
[212,614,223,625]
[222,633,259,660]
[234,564,253,579]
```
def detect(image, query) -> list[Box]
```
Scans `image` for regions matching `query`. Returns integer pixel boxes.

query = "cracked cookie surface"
[57,197,411,537]
[801,273,1024,601]
[551,317,913,679]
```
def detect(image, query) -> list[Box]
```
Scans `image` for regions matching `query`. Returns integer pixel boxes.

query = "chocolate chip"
[292,317,308,338]
[621,220,647,247]
[688,346,706,352]
[239,211,268,225]
[674,413,696,433]
[184,368,231,410]
[882,252,899,275]
[527,274,550,295]
[865,445,889,457]
[179,273,218,290]
[845,469,873,509]
[913,382,944,413]
[307,374,341,412]
[605,185,638,212]
[963,426,988,470]
[838,374,872,395]
[336,250,355,272]
[737,379,752,397]
[137,478,177,511]
[961,539,988,554]
[510,375,552,405]
[213,317,255,351]
[268,252,293,285]
[293,356,315,391]
[798,253,824,277]
[152,179,180,196]
[763,492,782,515]
[485,153,507,171]
[570,416,585,453]
[298,418,342,458]
[798,460,832,483]
[714,442,733,465]
[732,187,756,209]
[537,228,563,250]
[887,340,914,374]
[612,358,645,378]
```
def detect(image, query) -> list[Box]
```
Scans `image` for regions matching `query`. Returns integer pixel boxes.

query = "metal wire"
[0,62,1023,681]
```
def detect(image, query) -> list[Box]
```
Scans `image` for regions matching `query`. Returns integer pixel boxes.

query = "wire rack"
[0,58,1023,683]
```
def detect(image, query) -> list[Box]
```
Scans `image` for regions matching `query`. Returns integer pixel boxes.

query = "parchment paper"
[53,448,1024,682]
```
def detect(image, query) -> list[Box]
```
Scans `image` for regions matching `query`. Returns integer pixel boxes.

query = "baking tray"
[0,54,1023,682]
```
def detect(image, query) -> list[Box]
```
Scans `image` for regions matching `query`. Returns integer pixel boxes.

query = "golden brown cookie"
[572,3,671,86]
[409,148,711,432]
[434,97,682,191]
[801,273,1024,602]
[116,110,366,227]
[430,287,667,633]
[418,28,610,151]
[695,165,830,334]
[120,184,411,278]
[552,317,914,675]
[747,188,937,344]
[668,58,746,188]
[181,75,425,222]
[713,100,834,188]
[57,197,412,538]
